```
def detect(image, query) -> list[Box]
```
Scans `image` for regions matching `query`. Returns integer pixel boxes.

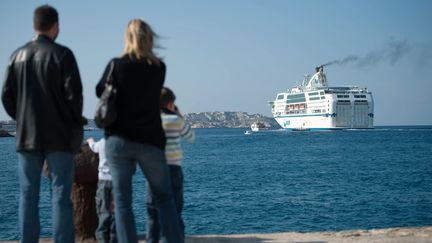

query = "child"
[146,87,195,243]
[87,137,116,243]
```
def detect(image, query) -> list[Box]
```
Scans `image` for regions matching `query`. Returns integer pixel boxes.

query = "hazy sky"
[1,0,431,125]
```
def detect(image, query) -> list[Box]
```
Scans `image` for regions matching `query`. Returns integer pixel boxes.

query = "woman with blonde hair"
[96,19,182,243]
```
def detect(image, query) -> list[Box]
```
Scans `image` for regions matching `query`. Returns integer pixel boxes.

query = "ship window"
[320,91,324,95]
[320,96,325,99]
[337,95,344,98]
[288,93,305,99]
[308,92,319,96]
[277,94,285,100]
[287,93,306,103]
[354,95,367,98]
[288,98,306,103]
[309,97,320,101]
[312,109,321,113]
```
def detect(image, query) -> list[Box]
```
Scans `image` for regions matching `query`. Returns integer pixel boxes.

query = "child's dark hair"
[160,87,176,108]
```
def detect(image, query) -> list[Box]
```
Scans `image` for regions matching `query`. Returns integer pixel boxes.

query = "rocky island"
[0,129,13,137]
[0,121,16,137]
[84,112,280,130]
[2,112,280,132]
[184,111,279,129]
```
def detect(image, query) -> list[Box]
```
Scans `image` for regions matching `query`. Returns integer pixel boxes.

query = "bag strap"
[106,60,115,85]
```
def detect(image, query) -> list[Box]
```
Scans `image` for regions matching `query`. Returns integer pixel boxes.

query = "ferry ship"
[269,66,374,130]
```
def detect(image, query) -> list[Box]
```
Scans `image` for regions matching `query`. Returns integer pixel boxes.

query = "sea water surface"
[0,126,431,239]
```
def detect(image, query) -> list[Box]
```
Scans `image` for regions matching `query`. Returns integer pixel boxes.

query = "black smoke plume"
[320,39,410,68]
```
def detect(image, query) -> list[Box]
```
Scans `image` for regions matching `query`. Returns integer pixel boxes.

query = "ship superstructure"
[269,67,374,130]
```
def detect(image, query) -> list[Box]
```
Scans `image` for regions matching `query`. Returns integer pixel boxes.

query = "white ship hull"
[274,112,373,131]
[269,68,374,130]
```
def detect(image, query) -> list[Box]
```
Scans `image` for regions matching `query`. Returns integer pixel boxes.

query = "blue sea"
[0,127,432,240]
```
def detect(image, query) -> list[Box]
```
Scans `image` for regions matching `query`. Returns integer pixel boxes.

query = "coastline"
[1,226,431,242]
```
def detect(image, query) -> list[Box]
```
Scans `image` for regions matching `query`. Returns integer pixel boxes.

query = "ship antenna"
[302,74,309,86]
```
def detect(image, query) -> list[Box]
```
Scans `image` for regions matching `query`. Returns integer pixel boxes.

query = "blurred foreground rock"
[42,143,99,242]
[72,143,99,242]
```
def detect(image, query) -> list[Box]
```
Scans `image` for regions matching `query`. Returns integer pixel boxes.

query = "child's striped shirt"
[161,109,195,166]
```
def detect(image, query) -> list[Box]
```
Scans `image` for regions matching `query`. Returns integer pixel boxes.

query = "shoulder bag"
[95,61,117,128]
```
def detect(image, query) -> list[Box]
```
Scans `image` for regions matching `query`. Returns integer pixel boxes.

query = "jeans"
[95,180,117,243]
[17,150,74,243]
[147,165,184,243]
[106,136,183,243]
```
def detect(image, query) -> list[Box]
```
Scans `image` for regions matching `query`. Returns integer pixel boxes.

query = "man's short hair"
[33,5,58,31]
[160,87,176,108]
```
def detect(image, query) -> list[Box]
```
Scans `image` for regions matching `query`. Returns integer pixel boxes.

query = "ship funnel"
[315,65,325,73]
[306,65,327,88]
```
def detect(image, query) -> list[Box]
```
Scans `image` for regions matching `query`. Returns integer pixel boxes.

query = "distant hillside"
[184,111,279,129]
[3,113,279,131]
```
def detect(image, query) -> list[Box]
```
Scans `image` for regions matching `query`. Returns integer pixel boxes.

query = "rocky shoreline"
[1,226,431,242]
[184,111,279,129]
[2,112,280,132]
[0,129,13,137]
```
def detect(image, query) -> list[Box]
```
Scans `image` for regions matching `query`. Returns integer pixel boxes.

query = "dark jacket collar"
[34,34,54,43]
[161,108,176,115]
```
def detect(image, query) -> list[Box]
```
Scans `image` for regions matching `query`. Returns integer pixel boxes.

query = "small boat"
[244,130,252,135]
[251,122,268,132]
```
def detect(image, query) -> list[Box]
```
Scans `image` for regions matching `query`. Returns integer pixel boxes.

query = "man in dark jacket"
[1,5,84,243]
